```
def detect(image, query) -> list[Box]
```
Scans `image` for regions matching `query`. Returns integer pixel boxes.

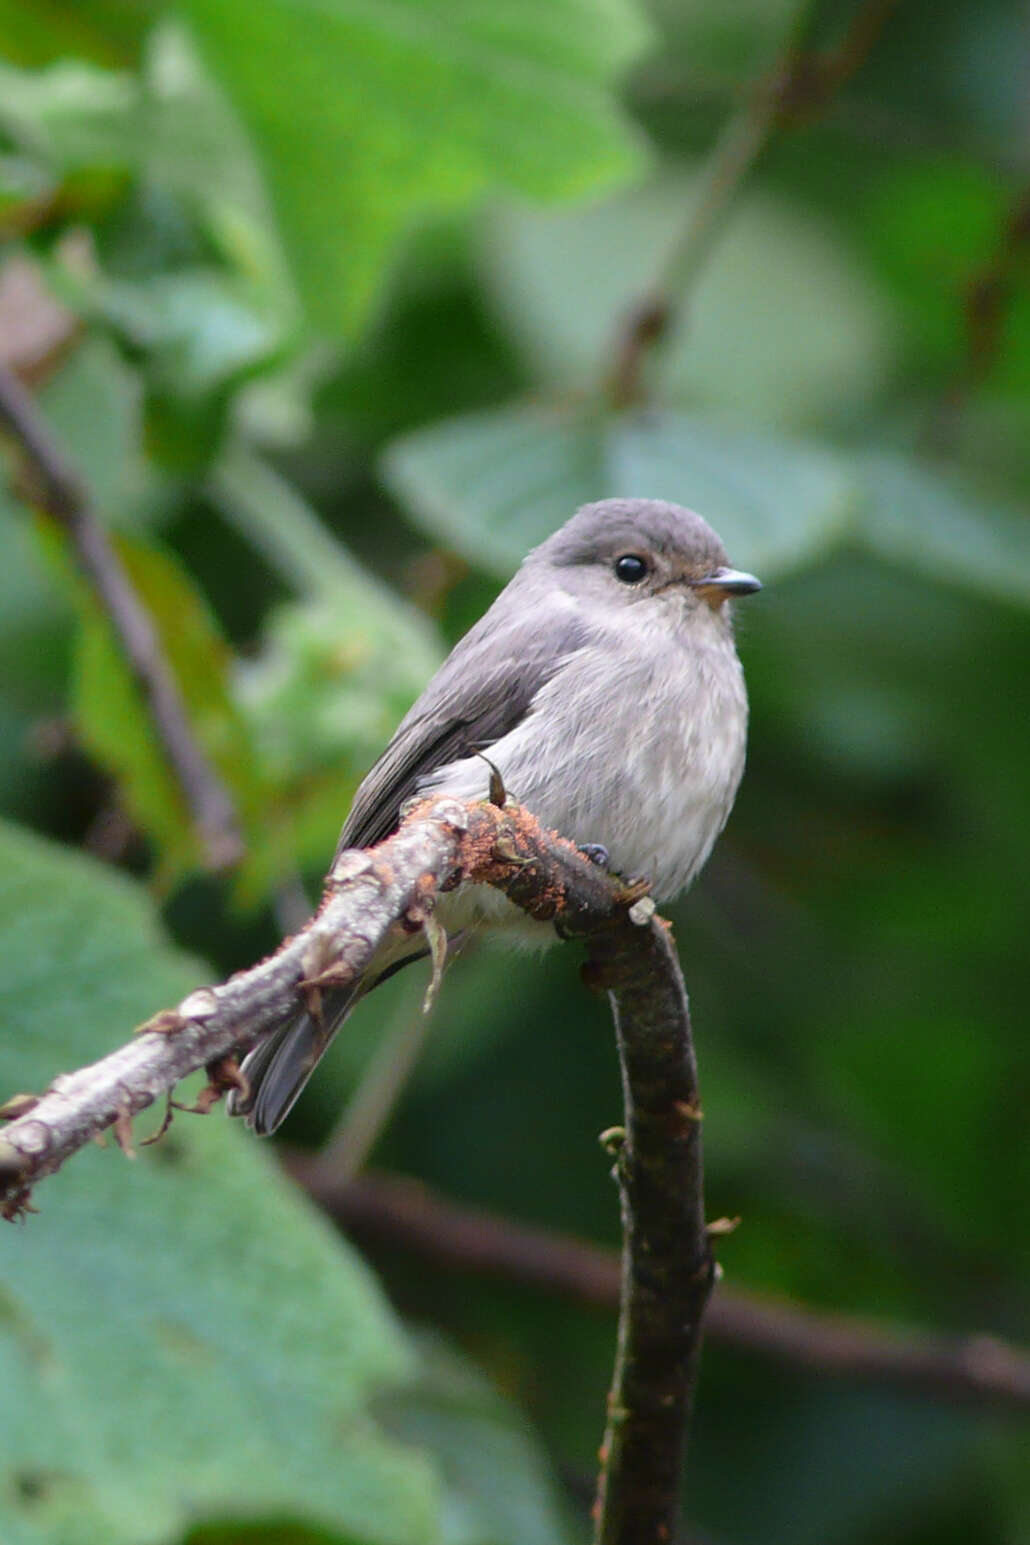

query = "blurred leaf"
[0,819,439,1545]
[214,447,443,881]
[1,30,297,332]
[858,450,1030,607]
[0,2,152,68]
[0,502,70,816]
[383,400,855,577]
[138,22,296,306]
[861,161,1004,372]
[34,334,147,524]
[96,267,284,399]
[0,56,140,168]
[853,0,1030,157]
[60,530,272,888]
[179,0,653,335]
[641,0,797,81]
[480,174,895,429]
[379,1335,575,1545]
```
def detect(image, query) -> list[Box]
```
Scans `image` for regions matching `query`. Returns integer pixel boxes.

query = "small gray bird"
[230,498,760,1134]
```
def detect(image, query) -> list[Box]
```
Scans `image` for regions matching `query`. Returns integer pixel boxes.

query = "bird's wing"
[336,590,588,855]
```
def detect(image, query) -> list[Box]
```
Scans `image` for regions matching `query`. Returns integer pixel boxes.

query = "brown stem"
[0,360,243,870]
[588,920,711,1545]
[291,1166,1030,1416]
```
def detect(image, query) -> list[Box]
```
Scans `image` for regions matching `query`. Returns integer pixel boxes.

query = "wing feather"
[337,584,589,855]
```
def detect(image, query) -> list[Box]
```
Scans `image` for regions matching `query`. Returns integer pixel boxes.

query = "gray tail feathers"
[227,938,438,1135]
[228,984,362,1136]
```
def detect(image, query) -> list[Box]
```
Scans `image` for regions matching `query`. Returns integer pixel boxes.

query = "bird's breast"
[422,611,749,907]
[501,618,748,902]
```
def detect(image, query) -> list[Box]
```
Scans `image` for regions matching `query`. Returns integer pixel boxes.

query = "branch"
[586,920,710,1544]
[291,1166,1030,1416]
[0,359,243,870]
[0,794,706,1538]
[0,797,647,1216]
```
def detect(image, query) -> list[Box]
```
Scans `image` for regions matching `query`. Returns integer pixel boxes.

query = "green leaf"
[0,2,152,69]
[857,451,1030,608]
[62,530,272,889]
[213,447,444,882]
[96,267,284,399]
[380,1335,576,1545]
[178,0,653,335]
[31,335,147,526]
[138,22,296,308]
[1,31,296,316]
[0,819,440,1545]
[0,56,140,169]
[382,401,855,577]
[479,174,895,429]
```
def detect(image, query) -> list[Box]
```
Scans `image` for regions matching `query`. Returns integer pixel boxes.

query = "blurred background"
[0,1,1028,1542]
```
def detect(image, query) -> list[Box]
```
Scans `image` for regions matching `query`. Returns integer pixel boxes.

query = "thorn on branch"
[112,1106,135,1159]
[139,1095,176,1147]
[474,751,508,808]
[420,910,448,1015]
[137,1009,189,1037]
[0,1093,40,1122]
[172,1054,249,1117]
[1,1182,36,1222]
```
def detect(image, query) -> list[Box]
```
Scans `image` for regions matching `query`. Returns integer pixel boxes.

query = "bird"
[229,497,760,1134]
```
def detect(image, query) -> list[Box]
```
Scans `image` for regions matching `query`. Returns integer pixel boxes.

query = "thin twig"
[607,0,901,408]
[587,919,711,1544]
[289,1165,1030,1415]
[0,360,243,870]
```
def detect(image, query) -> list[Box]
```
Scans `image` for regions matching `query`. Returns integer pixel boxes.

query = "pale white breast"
[422,596,749,911]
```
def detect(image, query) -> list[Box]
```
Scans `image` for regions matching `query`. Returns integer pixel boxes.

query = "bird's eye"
[613,553,649,585]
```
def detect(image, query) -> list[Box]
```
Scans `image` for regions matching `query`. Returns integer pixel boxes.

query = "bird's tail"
[227,982,365,1136]
[227,924,451,1135]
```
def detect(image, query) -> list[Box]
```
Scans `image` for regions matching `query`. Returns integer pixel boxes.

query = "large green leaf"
[179,0,653,335]
[479,174,895,430]
[0,819,439,1545]
[62,530,272,888]
[380,1335,575,1545]
[36,336,147,524]
[382,401,855,577]
[384,403,1030,608]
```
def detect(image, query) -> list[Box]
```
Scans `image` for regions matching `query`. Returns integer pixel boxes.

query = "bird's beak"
[691,566,762,600]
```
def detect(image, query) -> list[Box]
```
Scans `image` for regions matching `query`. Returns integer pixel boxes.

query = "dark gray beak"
[694,566,762,596]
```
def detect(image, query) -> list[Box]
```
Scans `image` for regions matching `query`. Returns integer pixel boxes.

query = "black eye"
[613,553,649,585]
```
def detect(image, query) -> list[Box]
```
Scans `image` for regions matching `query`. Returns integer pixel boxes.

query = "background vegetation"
[0,1,1028,1541]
